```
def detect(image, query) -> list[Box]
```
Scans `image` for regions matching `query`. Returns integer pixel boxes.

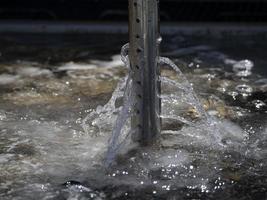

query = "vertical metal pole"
[129,0,161,145]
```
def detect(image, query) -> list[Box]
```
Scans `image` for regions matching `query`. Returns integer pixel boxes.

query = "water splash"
[81,76,128,136]
[105,78,135,165]
[159,57,209,121]
[1,32,266,200]
[82,44,132,138]
[105,44,137,165]
[83,44,226,166]
[83,43,225,165]
[159,57,222,146]
[81,44,135,165]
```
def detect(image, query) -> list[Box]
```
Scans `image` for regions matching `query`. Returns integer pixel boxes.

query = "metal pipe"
[129,0,161,145]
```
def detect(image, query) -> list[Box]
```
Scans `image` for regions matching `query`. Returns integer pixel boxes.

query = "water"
[0,33,266,199]
[104,46,223,165]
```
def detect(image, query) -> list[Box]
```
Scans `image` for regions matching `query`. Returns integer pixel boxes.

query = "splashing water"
[83,44,225,166]
[1,33,266,200]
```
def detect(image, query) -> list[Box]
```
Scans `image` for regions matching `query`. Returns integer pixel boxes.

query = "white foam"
[0,74,19,85]
[91,54,124,68]
[251,100,266,109]
[57,62,98,71]
[0,154,14,164]
[57,54,123,72]
[235,84,253,96]
[16,67,52,77]
[151,150,190,169]
[233,59,254,71]
[232,59,254,77]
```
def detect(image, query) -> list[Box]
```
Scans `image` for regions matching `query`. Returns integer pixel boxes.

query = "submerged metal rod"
[129,0,161,145]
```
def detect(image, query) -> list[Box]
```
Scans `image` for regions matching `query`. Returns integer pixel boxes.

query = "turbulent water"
[103,44,222,165]
[0,33,266,200]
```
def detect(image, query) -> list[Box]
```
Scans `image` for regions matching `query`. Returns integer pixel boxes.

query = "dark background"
[0,0,267,22]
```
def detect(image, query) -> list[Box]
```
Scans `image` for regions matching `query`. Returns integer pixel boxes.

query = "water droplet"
[251,100,266,109]
[235,84,253,97]
[157,36,162,44]
[201,185,207,192]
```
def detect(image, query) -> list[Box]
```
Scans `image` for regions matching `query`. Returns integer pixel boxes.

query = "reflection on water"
[0,33,266,200]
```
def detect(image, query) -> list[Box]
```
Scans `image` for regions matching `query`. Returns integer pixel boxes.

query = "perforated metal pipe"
[129,0,161,145]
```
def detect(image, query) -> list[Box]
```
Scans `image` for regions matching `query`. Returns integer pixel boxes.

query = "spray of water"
[158,57,222,144]
[83,43,223,166]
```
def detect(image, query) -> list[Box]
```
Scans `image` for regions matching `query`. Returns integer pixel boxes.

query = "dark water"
[0,31,266,200]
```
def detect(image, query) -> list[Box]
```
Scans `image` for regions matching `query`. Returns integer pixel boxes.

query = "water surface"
[0,32,266,200]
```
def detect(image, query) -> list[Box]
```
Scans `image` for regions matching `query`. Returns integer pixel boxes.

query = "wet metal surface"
[129,0,161,145]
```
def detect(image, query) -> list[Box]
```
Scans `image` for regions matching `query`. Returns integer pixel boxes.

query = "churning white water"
[0,33,266,200]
